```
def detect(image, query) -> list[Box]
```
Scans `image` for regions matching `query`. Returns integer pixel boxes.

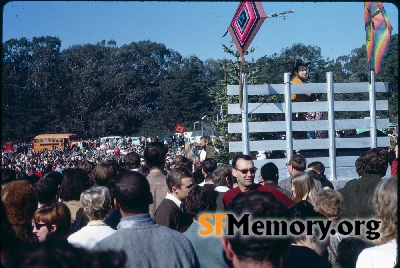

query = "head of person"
[2,168,17,188]
[313,189,344,223]
[288,200,328,256]
[185,185,217,221]
[221,192,291,267]
[111,171,153,215]
[372,176,397,245]
[363,148,389,177]
[199,136,212,149]
[260,162,279,184]
[291,60,310,82]
[2,180,38,245]
[32,202,71,242]
[307,161,325,177]
[166,168,194,201]
[231,153,256,191]
[90,161,119,186]
[34,177,60,206]
[212,164,233,188]
[124,152,141,170]
[59,168,93,202]
[80,186,112,221]
[171,155,193,171]
[3,237,127,268]
[143,142,168,168]
[336,237,368,268]
[355,153,367,177]
[202,158,217,176]
[287,154,307,175]
[291,171,316,203]
[75,160,96,174]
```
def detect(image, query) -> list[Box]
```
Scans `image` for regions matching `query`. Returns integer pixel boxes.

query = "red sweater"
[222,184,295,209]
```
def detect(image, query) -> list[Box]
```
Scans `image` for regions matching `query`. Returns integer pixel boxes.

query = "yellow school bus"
[32,133,77,151]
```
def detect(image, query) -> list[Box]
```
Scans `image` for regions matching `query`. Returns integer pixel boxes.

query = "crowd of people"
[1,133,398,268]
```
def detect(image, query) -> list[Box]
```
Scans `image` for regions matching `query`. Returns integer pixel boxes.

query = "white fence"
[227,71,389,180]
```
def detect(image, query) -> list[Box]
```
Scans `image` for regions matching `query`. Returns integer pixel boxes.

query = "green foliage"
[2,35,398,143]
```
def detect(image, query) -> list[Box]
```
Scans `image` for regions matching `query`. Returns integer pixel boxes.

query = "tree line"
[2,35,398,143]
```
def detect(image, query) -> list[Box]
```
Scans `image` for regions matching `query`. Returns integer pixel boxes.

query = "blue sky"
[2,1,399,61]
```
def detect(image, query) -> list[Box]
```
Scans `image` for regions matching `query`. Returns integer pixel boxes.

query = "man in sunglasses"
[222,153,294,209]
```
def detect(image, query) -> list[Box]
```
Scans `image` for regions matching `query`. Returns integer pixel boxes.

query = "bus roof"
[33,133,76,139]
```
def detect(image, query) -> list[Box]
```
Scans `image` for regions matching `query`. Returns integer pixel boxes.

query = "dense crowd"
[1,135,398,268]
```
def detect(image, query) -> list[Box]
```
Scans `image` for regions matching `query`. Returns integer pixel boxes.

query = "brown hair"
[33,202,71,239]
[289,154,306,172]
[291,171,316,203]
[313,189,344,222]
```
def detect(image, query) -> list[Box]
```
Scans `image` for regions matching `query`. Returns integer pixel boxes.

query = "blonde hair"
[291,172,316,204]
[373,177,397,245]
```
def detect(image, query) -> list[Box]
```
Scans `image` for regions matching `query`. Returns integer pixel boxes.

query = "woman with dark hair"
[59,168,92,231]
[183,186,228,268]
[32,202,71,242]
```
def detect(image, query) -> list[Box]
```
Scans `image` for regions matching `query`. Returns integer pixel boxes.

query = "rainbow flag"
[364,2,392,74]
[184,141,199,163]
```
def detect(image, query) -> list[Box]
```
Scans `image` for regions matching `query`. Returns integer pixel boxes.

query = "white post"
[369,70,377,148]
[284,73,293,164]
[327,72,337,180]
[242,73,250,155]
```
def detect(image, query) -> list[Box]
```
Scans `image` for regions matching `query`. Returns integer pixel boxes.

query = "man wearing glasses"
[222,153,294,209]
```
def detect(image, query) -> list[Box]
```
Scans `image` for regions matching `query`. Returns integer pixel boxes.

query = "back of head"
[112,171,153,214]
[226,191,290,264]
[212,164,232,187]
[260,162,279,182]
[313,189,344,222]
[34,177,59,205]
[33,202,71,240]
[59,168,93,201]
[75,160,96,174]
[144,142,168,168]
[289,154,307,172]
[91,162,119,186]
[363,148,388,176]
[307,161,325,175]
[2,169,17,186]
[80,186,112,221]
[42,171,63,188]
[337,237,368,268]
[355,153,367,177]
[185,185,217,220]
[124,152,141,170]
[202,158,217,174]
[172,155,193,171]
[166,168,192,192]
[1,180,38,245]
[3,237,126,268]
[372,176,397,244]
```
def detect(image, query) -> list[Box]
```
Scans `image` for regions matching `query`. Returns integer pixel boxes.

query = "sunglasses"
[32,222,47,230]
[235,167,257,174]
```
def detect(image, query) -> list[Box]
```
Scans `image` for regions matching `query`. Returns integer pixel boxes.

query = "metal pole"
[242,73,250,155]
[284,73,293,165]
[327,72,337,180]
[369,70,377,148]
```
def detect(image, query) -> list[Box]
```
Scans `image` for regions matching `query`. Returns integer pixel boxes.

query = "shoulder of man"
[257,185,295,208]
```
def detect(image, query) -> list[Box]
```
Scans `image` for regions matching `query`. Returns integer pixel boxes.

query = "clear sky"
[2,1,399,62]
